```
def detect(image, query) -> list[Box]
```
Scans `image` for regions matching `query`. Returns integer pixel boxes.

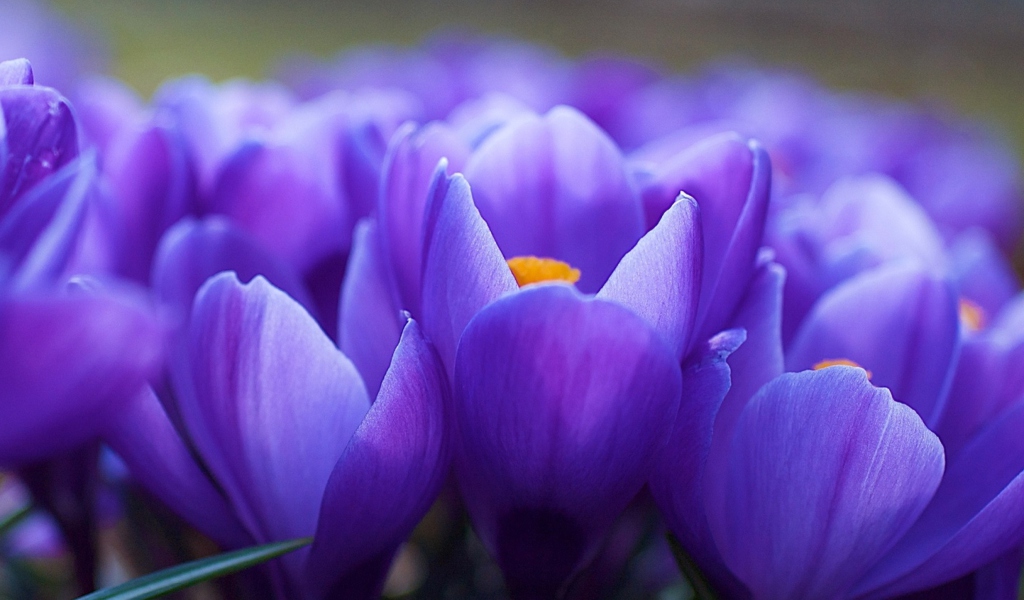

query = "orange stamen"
[507,256,581,287]
[959,299,986,333]
[813,358,873,380]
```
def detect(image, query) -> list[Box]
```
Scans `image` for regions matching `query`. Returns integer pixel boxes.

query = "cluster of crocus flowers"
[2,24,1024,600]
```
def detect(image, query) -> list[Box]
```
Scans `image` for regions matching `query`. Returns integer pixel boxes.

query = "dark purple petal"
[0,85,78,212]
[786,263,960,427]
[462,106,644,293]
[0,59,33,86]
[0,154,95,290]
[717,254,786,419]
[0,287,166,466]
[454,284,682,595]
[205,103,346,270]
[858,400,1024,596]
[597,195,702,358]
[638,133,771,340]
[175,273,370,551]
[652,256,785,594]
[305,320,449,600]
[648,329,744,586]
[150,215,313,319]
[935,332,1023,459]
[379,122,470,313]
[338,219,403,399]
[104,387,250,548]
[420,172,517,374]
[104,121,197,281]
[705,367,944,600]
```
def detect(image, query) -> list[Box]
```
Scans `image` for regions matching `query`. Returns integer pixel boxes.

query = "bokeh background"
[46,0,1024,159]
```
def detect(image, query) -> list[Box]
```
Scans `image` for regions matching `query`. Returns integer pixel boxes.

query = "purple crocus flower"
[624,64,1024,252]
[288,40,1023,254]
[653,259,1024,597]
[767,173,1020,345]
[105,273,449,599]
[0,59,166,466]
[77,74,422,335]
[349,104,770,594]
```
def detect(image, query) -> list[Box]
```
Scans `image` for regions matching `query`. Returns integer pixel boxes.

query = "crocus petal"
[648,329,744,582]
[150,215,312,319]
[705,367,944,600]
[74,76,143,156]
[0,85,78,212]
[0,59,33,86]
[209,118,347,272]
[462,106,645,293]
[948,229,1019,319]
[935,334,1021,459]
[174,273,371,550]
[0,154,94,290]
[0,287,166,466]
[786,262,960,427]
[858,400,1024,597]
[597,195,702,359]
[446,92,534,148]
[638,133,771,339]
[104,387,250,548]
[420,172,517,373]
[717,254,786,418]
[454,284,682,596]
[569,56,660,144]
[379,122,470,312]
[305,320,449,600]
[104,121,196,281]
[153,76,296,195]
[338,219,403,399]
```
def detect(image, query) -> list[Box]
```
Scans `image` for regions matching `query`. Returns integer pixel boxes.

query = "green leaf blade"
[78,536,312,600]
[666,532,718,600]
[0,504,33,539]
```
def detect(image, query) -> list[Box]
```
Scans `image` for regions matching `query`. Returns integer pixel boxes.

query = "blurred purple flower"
[0,59,165,467]
[291,41,1022,254]
[76,75,423,335]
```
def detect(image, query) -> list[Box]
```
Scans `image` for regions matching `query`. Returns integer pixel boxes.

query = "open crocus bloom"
[333,103,774,594]
[653,260,1024,598]
[105,273,450,599]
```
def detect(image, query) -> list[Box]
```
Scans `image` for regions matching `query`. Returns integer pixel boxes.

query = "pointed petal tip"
[0,59,34,86]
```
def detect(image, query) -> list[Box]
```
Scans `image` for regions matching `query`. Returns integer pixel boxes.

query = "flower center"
[812,358,873,380]
[506,256,581,287]
[959,299,985,332]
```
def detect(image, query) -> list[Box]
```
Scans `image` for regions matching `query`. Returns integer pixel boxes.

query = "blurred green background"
[50,0,1024,154]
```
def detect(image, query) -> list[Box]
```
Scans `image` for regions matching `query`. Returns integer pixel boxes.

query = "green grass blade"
[666,532,718,600]
[77,537,312,600]
[0,504,33,539]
